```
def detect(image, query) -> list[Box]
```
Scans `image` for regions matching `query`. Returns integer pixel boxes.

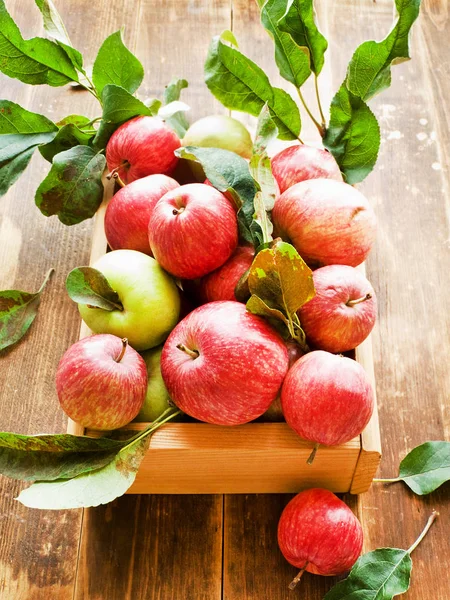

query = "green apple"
[78,250,180,351]
[135,346,178,422]
[182,115,253,159]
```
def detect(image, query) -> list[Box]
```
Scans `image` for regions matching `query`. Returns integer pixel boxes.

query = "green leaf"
[0,100,58,195]
[0,269,53,351]
[394,441,450,495]
[0,0,78,86]
[278,0,328,76]
[175,146,259,246]
[39,123,93,163]
[56,115,92,128]
[0,431,124,481]
[204,32,301,140]
[34,0,83,72]
[250,105,278,211]
[92,31,144,96]
[35,146,106,225]
[323,84,380,184]
[93,84,155,150]
[252,191,273,246]
[257,0,311,88]
[346,0,421,101]
[66,266,123,311]
[163,78,189,137]
[17,434,150,509]
[324,548,412,600]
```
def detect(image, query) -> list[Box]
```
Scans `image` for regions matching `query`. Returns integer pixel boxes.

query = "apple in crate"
[161,301,289,425]
[182,115,253,159]
[299,265,377,353]
[272,179,377,267]
[78,250,180,351]
[56,334,147,431]
[135,346,178,422]
[271,145,342,194]
[105,174,179,255]
[278,488,363,588]
[106,116,180,184]
[282,351,374,461]
[148,183,238,279]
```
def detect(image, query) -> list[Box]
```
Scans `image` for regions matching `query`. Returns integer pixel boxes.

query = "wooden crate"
[67,179,381,494]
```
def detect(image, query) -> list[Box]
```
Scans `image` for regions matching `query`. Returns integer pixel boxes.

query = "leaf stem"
[373,477,402,484]
[407,511,439,554]
[38,268,55,294]
[314,75,326,129]
[80,117,102,129]
[296,88,324,137]
[121,409,182,452]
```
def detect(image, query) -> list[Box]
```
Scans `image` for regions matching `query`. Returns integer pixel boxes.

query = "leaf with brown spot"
[35,145,106,225]
[0,269,54,351]
[65,266,123,311]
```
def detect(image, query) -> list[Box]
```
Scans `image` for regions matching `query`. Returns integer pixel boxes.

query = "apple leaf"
[56,115,93,128]
[39,121,93,163]
[163,78,190,137]
[345,0,421,101]
[92,31,144,96]
[278,0,328,76]
[250,105,278,212]
[0,100,58,196]
[204,31,301,140]
[251,191,273,246]
[93,84,156,150]
[66,266,123,311]
[175,146,260,246]
[0,431,125,481]
[35,146,106,225]
[0,0,79,86]
[323,84,380,184]
[0,269,53,351]
[257,0,311,88]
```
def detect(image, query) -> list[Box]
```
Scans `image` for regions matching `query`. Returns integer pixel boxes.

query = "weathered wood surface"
[0,1,449,599]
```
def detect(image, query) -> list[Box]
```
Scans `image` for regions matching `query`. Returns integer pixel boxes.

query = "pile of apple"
[56,113,378,586]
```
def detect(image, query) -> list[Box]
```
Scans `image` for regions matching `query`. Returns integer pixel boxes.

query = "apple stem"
[112,172,126,188]
[307,443,320,465]
[115,338,128,363]
[106,161,129,182]
[176,343,199,359]
[347,293,372,307]
[172,207,185,215]
[407,511,439,554]
[288,564,308,590]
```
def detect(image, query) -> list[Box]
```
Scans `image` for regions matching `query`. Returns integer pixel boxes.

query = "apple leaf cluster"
[205,0,421,183]
[0,0,189,221]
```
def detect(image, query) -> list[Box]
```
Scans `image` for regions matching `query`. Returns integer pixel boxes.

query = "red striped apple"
[278,488,363,588]
[56,334,147,431]
[299,265,377,353]
[272,178,377,267]
[106,116,180,184]
[148,183,238,279]
[161,301,289,425]
[105,174,179,255]
[271,145,342,193]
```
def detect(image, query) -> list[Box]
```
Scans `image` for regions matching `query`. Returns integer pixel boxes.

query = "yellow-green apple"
[106,116,180,184]
[78,250,180,351]
[105,174,179,255]
[299,265,377,353]
[161,301,289,425]
[281,351,374,460]
[272,179,377,267]
[271,145,342,193]
[56,334,147,430]
[278,488,363,588]
[148,183,238,279]
[182,115,253,159]
[196,245,254,303]
[135,346,178,422]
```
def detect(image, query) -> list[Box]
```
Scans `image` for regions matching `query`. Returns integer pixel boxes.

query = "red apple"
[271,145,343,194]
[106,116,180,184]
[281,351,374,458]
[299,265,377,353]
[278,488,363,588]
[161,301,289,425]
[105,174,179,255]
[196,245,254,303]
[272,178,377,267]
[56,334,147,431]
[148,183,238,279]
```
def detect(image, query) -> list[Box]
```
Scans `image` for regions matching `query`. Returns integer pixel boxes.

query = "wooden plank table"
[0,1,448,598]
